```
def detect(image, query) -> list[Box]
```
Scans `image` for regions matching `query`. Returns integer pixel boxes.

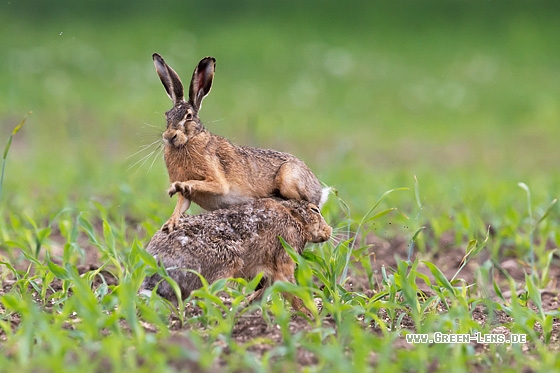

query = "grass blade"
[1,112,31,200]
[536,198,557,226]
[423,261,455,295]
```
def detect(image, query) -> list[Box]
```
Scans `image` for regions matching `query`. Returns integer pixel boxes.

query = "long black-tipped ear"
[189,57,215,112]
[153,53,184,105]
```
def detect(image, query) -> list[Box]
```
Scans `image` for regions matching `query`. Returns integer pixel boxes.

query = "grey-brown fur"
[141,198,332,316]
[152,53,328,231]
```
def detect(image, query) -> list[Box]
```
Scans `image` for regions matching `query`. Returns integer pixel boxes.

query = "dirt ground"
[1,227,559,370]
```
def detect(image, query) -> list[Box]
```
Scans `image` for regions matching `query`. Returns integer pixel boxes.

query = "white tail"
[319,187,332,208]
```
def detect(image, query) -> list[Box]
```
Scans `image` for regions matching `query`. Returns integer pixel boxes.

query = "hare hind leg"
[275,161,322,205]
[273,263,314,319]
[245,268,314,318]
[245,279,269,304]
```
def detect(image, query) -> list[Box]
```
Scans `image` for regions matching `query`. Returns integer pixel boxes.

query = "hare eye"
[310,206,320,214]
[186,112,193,120]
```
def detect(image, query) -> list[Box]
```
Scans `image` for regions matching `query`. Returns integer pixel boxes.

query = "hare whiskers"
[127,138,163,174]
[127,137,161,159]
[148,143,165,173]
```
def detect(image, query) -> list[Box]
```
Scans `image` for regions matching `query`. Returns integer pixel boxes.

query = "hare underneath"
[141,198,332,317]
[153,53,329,231]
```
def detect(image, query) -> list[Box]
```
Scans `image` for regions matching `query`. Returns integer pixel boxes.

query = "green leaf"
[47,261,71,280]
[280,237,314,287]
[102,219,116,254]
[411,227,425,242]
[452,227,490,283]
[1,293,24,311]
[517,182,532,219]
[0,260,20,279]
[413,174,423,209]
[364,207,398,223]
[359,187,409,226]
[78,213,100,247]
[423,261,455,295]
[2,112,29,160]
[138,246,159,269]
[244,272,264,294]
[525,273,543,318]
[536,198,557,226]
[1,113,30,200]
[302,251,327,272]
[415,270,432,288]
[542,314,554,343]
[540,249,558,287]
[517,182,530,194]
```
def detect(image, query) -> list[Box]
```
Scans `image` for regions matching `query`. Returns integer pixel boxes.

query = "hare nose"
[164,131,176,141]
[163,131,177,145]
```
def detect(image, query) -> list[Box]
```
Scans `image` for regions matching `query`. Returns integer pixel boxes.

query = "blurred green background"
[2,0,559,228]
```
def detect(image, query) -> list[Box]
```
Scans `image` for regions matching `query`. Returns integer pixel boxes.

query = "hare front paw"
[168,182,192,198]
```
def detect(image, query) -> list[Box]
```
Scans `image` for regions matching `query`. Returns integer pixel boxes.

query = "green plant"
[0,113,30,201]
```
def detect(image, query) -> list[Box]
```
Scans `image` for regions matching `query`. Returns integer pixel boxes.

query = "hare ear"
[153,53,184,105]
[189,57,215,111]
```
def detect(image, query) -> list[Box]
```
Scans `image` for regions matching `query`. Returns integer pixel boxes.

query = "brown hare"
[141,198,332,317]
[153,54,329,231]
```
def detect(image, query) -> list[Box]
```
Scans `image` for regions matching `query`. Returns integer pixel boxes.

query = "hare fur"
[153,53,328,231]
[141,198,332,317]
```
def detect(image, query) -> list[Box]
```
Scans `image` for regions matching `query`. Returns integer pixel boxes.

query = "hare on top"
[153,53,329,231]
